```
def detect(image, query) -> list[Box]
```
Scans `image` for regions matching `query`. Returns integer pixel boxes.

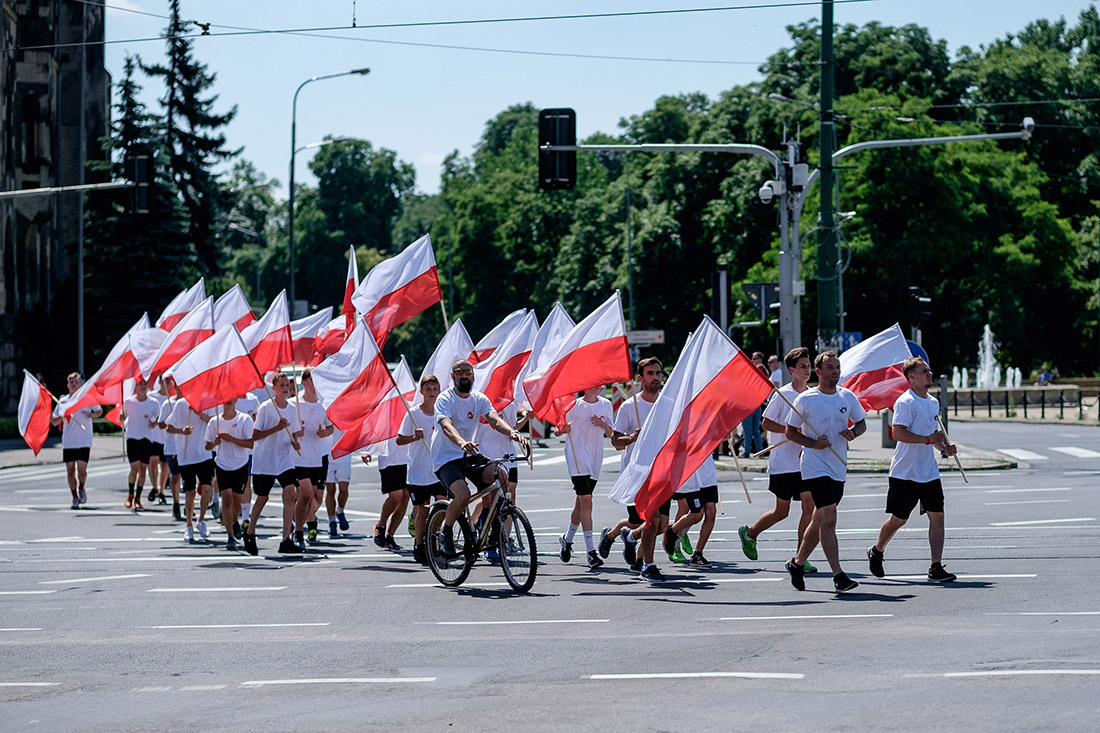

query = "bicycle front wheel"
[497,505,537,593]
[425,502,474,588]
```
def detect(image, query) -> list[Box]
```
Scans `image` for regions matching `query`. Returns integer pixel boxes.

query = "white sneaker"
[184,526,194,543]
[78,487,87,504]
[197,520,209,539]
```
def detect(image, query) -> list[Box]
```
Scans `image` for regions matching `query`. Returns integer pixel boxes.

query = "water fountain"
[951,366,961,389]
[976,324,999,388]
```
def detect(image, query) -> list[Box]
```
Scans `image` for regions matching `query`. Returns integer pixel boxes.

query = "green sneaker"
[407,511,415,534]
[680,532,693,556]
[738,525,758,560]
[803,560,818,574]
[670,547,688,563]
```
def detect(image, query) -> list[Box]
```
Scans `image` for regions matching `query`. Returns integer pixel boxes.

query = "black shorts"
[150,442,165,461]
[126,438,152,464]
[507,466,518,484]
[886,477,945,518]
[804,475,845,508]
[436,458,493,493]
[379,464,408,494]
[167,455,181,477]
[570,475,597,496]
[626,504,643,525]
[319,455,328,488]
[768,471,804,501]
[62,447,91,464]
[216,465,248,494]
[657,498,672,517]
[295,465,326,487]
[409,482,446,506]
[252,470,298,498]
[676,490,704,513]
[179,459,215,493]
[698,485,719,505]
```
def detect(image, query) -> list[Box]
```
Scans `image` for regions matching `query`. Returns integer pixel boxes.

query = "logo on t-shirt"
[839,406,848,414]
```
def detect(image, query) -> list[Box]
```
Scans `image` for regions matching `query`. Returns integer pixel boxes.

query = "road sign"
[627,330,665,346]
[836,331,862,352]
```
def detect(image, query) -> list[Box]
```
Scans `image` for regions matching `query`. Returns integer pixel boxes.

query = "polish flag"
[472,311,538,410]
[331,356,416,459]
[240,290,293,374]
[515,302,574,413]
[165,328,263,413]
[214,284,256,331]
[415,319,474,406]
[129,328,168,386]
[609,318,775,520]
[288,307,333,366]
[313,316,349,364]
[144,297,216,380]
[469,309,526,364]
[350,233,442,349]
[17,371,54,456]
[343,246,359,332]
[309,317,394,430]
[521,292,632,429]
[62,315,149,417]
[104,378,136,428]
[156,278,205,332]
[839,323,914,412]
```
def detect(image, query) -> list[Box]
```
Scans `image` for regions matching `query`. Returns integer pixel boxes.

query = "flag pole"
[381,358,417,423]
[25,369,86,432]
[731,450,751,504]
[752,439,789,458]
[935,414,968,484]
[439,300,450,331]
[230,326,300,454]
[771,388,846,466]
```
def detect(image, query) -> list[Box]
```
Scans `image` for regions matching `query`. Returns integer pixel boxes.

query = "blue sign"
[906,340,928,361]
[836,331,862,352]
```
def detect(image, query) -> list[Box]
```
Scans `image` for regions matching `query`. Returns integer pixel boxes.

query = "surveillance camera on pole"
[758,179,785,204]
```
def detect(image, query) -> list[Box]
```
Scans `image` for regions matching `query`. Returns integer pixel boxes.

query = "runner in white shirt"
[165,383,214,543]
[247,373,301,556]
[295,368,333,548]
[204,400,255,551]
[868,356,958,583]
[739,347,821,573]
[662,454,719,567]
[374,436,409,552]
[51,372,102,509]
[558,387,613,568]
[324,429,352,538]
[157,379,184,520]
[396,374,446,564]
[235,391,260,534]
[145,383,168,506]
[122,378,160,512]
[785,351,867,593]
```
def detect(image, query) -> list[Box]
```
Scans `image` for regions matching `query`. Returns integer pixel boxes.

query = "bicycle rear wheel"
[497,505,537,593]
[425,502,474,587]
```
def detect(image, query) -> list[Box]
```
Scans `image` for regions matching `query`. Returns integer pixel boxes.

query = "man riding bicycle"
[431,358,528,556]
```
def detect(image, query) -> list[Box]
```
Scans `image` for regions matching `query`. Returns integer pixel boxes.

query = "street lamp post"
[288,67,369,316]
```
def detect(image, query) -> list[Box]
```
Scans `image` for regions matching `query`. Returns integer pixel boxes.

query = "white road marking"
[837,507,888,513]
[148,623,329,629]
[602,455,619,465]
[40,573,151,584]
[682,578,783,584]
[241,677,436,687]
[534,455,568,466]
[985,499,1070,506]
[0,628,43,632]
[431,619,609,626]
[147,587,286,593]
[996,448,1048,461]
[180,684,228,691]
[991,518,1095,526]
[387,581,511,588]
[1049,446,1100,458]
[937,670,1100,678]
[886,574,1036,580]
[521,507,578,514]
[589,672,803,680]
[987,612,1100,616]
[134,686,173,692]
[0,590,57,595]
[719,614,893,621]
[0,682,59,687]
[985,488,1070,493]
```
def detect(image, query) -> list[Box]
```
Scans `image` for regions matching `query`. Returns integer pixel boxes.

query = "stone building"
[0,0,109,413]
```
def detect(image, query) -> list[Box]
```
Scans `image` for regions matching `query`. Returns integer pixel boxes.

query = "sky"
[98,0,1096,197]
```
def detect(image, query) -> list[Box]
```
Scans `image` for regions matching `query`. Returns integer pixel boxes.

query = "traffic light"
[909,286,931,338]
[124,145,151,214]
[538,108,576,191]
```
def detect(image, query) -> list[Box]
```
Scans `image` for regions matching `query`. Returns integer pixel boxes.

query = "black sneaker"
[622,531,637,566]
[587,550,604,569]
[689,552,711,568]
[294,531,306,550]
[833,572,859,593]
[412,545,427,565]
[385,536,402,552]
[328,520,339,539]
[598,527,613,558]
[373,521,385,547]
[928,563,957,582]
[439,528,457,557]
[640,564,667,582]
[148,487,158,503]
[868,546,885,578]
[786,559,806,591]
[559,535,572,563]
[157,492,168,506]
[244,533,258,556]
[662,528,679,557]
[172,503,183,521]
[629,559,644,572]
[278,538,300,554]
[233,521,242,540]
[226,537,238,551]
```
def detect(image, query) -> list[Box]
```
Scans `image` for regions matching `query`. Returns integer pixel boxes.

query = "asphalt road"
[1,422,1098,731]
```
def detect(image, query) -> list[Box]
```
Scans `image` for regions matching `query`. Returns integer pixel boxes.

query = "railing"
[949,387,1082,420]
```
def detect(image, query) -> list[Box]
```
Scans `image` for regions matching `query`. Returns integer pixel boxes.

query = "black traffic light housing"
[124,145,152,214]
[538,108,576,191]
[909,286,932,334]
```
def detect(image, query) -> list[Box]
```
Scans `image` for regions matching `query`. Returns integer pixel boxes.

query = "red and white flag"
[521,292,632,429]
[214,284,256,331]
[63,315,149,417]
[313,316,349,364]
[470,309,526,364]
[288,307,333,367]
[343,246,359,332]
[839,323,914,412]
[415,319,474,405]
[18,371,54,456]
[144,297,216,380]
[350,233,442,349]
[331,356,416,459]
[156,278,205,331]
[609,318,774,520]
[309,318,394,430]
[240,290,293,374]
[129,327,168,385]
[165,328,263,413]
[472,311,538,410]
[515,302,574,413]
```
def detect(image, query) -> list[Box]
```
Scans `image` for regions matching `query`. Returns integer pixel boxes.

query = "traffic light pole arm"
[541,143,783,177]
[0,180,134,200]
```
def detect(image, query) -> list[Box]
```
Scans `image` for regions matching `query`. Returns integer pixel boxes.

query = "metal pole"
[77,2,87,374]
[626,177,635,330]
[718,263,728,334]
[817,0,838,350]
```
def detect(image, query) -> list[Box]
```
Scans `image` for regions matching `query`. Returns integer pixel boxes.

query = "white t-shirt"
[788,387,867,481]
[205,412,254,471]
[564,397,614,479]
[159,397,178,456]
[399,407,437,486]
[166,401,213,466]
[54,395,95,449]
[762,383,804,475]
[612,394,657,473]
[681,454,718,491]
[431,389,494,471]
[769,368,782,387]
[889,389,942,483]
[123,396,160,442]
[236,393,260,419]
[147,394,167,445]
[294,399,331,468]
[377,437,409,469]
[476,401,517,470]
[252,399,296,476]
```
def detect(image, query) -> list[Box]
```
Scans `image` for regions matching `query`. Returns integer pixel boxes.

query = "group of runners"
[49,346,959,592]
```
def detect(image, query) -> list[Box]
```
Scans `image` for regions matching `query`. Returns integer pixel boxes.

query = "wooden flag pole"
[439,299,451,332]
[731,450,751,504]
[771,387,846,467]
[935,414,968,484]
[752,439,789,458]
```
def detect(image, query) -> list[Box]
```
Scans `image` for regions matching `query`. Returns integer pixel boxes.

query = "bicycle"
[425,448,538,593]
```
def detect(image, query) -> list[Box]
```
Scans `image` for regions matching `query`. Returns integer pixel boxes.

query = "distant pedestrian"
[558,386,614,569]
[51,372,102,509]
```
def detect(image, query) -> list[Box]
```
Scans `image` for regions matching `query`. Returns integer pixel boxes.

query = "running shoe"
[587,550,604,569]
[738,525,758,560]
[338,512,350,531]
[125,493,134,508]
[439,529,457,557]
[927,563,957,582]
[294,531,306,550]
[621,528,637,566]
[373,522,386,548]
[629,559,644,572]
[134,495,143,510]
[226,537,238,551]
[803,560,818,574]
[307,527,318,545]
[241,519,250,535]
[867,546,885,578]
[211,501,220,521]
[329,519,339,538]
[680,532,693,556]
[689,552,711,568]
[148,487,158,503]
[233,521,242,540]
[640,564,667,582]
[197,520,209,539]
[662,529,679,557]
[669,547,688,564]
[598,527,613,559]
[385,536,401,552]
[157,492,167,506]
[78,488,87,505]
[173,503,182,521]
[71,496,80,510]
[486,548,500,562]
[833,572,859,593]
[278,538,300,554]
[786,558,806,591]
[244,533,258,556]
[184,526,195,543]
[559,535,572,563]
[412,545,427,565]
